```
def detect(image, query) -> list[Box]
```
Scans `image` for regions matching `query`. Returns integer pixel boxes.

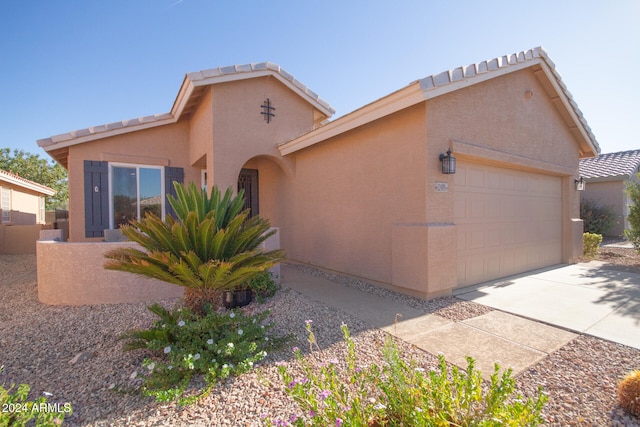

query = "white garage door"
[455,162,562,287]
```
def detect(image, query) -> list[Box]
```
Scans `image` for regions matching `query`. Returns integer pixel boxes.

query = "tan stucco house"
[0,169,55,226]
[37,47,599,300]
[579,149,640,237]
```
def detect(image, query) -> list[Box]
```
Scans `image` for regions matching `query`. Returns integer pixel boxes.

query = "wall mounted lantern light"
[575,177,586,191]
[439,149,456,174]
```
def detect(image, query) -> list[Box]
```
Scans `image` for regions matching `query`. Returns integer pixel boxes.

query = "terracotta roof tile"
[579,149,640,179]
[0,169,56,195]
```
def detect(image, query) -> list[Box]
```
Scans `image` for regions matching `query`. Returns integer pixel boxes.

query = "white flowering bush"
[0,366,72,426]
[120,303,284,404]
[267,322,548,426]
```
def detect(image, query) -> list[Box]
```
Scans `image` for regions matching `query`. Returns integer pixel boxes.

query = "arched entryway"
[236,154,293,227]
[237,168,259,217]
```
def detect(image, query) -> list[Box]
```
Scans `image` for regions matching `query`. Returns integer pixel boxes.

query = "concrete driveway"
[454,262,640,350]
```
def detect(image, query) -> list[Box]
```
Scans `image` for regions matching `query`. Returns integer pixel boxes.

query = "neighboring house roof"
[37,62,336,168]
[279,47,600,158]
[0,169,56,196]
[579,149,640,181]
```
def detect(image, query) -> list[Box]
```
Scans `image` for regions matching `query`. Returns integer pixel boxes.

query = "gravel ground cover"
[1,253,639,426]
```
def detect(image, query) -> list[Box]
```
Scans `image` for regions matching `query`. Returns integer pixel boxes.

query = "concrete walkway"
[282,265,577,379]
[455,262,640,350]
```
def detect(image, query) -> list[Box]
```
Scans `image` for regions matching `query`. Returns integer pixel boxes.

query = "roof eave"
[279,83,425,156]
[279,47,600,158]
[0,173,56,196]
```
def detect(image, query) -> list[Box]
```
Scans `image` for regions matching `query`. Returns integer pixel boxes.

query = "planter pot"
[221,289,253,309]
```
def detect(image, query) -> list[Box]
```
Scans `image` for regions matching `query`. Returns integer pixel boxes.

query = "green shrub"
[246,271,280,303]
[0,366,72,426]
[580,198,616,236]
[625,178,640,253]
[583,232,602,258]
[105,183,284,313]
[267,322,547,426]
[120,303,286,404]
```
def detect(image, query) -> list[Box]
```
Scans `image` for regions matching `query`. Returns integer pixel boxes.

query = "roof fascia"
[280,49,600,158]
[173,69,334,118]
[532,63,600,157]
[279,83,425,156]
[37,115,176,153]
[584,175,631,183]
[0,173,56,196]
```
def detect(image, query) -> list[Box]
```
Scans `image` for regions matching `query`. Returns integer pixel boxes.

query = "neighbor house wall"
[581,180,625,236]
[0,183,45,225]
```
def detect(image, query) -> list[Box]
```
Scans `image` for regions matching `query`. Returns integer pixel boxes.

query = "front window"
[110,164,163,229]
[1,187,11,223]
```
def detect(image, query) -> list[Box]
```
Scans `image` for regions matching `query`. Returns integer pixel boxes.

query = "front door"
[238,168,259,217]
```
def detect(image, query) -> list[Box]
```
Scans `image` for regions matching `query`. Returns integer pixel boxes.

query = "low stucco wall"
[37,240,184,305]
[1,224,43,254]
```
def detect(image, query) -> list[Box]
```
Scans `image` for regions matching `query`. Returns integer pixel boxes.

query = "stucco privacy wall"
[37,240,185,304]
[0,225,43,254]
[66,122,193,242]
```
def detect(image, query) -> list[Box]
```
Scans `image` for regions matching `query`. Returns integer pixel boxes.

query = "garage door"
[455,162,562,287]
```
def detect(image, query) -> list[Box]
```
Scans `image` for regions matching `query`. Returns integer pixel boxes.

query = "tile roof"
[280,47,600,157]
[417,47,599,155]
[579,149,640,180]
[37,62,335,162]
[0,169,56,195]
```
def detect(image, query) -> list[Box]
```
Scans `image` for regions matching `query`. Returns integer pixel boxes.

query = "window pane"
[2,187,11,222]
[112,167,137,228]
[139,168,162,219]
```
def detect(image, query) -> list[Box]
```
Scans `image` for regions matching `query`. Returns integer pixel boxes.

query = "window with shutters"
[84,161,183,238]
[110,164,163,229]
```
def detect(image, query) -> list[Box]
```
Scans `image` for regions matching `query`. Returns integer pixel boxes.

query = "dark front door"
[238,168,259,217]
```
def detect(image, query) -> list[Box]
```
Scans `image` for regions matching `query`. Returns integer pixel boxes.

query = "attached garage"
[455,162,562,287]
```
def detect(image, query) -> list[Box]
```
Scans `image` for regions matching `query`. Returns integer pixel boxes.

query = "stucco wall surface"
[581,180,625,236]
[0,224,43,254]
[37,240,184,305]
[0,184,44,225]
[282,104,428,285]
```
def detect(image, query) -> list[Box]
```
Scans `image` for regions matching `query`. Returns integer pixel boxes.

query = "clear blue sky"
[1,1,638,160]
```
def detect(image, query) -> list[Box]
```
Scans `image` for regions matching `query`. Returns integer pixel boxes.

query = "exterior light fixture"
[439,149,456,174]
[575,177,586,191]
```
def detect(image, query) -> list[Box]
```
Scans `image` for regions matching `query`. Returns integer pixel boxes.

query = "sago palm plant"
[104,182,284,312]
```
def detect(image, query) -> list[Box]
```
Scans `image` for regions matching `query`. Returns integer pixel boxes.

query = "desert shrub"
[580,198,616,236]
[0,366,72,426]
[625,179,640,253]
[267,322,547,426]
[618,370,640,417]
[105,182,284,313]
[583,232,602,258]
[247,271,280,303]
[120,303,286,404]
